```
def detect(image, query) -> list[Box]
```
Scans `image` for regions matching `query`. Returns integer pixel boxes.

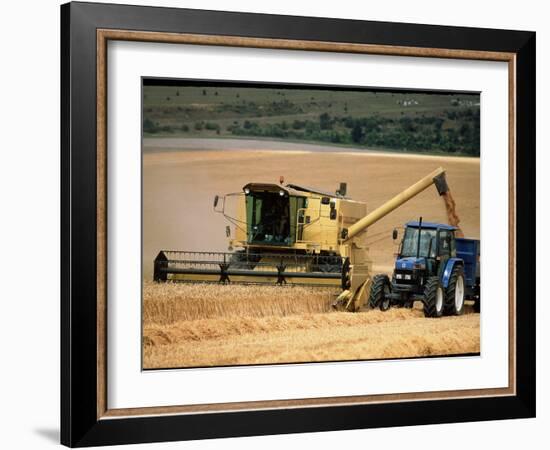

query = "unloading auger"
[153,167,450,311]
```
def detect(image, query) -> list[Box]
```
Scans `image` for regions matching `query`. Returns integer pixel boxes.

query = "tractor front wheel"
[423,277,444,318]
[368,274,391,311]
[444,266,465,316]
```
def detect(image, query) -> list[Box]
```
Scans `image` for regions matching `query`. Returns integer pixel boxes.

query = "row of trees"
[144,109,480,155]
[225,111,480,155]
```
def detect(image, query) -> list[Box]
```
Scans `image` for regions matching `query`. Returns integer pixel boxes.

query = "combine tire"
[423,277,444,318]
[368,274,391,311]
[444,266,465,316]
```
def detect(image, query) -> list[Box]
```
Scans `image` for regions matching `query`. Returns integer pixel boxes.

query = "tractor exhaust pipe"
[416,217,423,259]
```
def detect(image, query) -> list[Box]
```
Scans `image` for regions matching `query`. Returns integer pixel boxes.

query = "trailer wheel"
[444,266,465,316]
[368,274,391,311]
[423,277,444,318]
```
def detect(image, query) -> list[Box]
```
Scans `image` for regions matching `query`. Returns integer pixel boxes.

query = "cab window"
[438,230,451,257]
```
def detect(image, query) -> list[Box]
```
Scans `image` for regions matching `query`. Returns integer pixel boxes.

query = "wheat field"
[142,144,480,369]
[143,281,335,323]
[142,282,480,369]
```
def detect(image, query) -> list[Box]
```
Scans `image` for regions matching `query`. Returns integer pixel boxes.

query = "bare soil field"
[142,139,480,368]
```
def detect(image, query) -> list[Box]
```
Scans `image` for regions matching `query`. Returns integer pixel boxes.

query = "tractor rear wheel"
[423,277,444,318]
[368,274,391,311]
[444,266,465,316]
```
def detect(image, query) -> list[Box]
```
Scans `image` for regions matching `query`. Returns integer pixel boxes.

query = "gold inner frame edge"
[95,29,517,420]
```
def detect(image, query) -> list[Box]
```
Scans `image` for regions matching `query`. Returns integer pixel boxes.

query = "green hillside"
[143,85,480,156]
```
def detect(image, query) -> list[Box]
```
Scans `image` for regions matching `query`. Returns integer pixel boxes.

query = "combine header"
[154,167,450,311]
[153,250,342,287]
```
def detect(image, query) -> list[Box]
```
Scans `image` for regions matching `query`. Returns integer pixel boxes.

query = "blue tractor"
[368,218,480,317]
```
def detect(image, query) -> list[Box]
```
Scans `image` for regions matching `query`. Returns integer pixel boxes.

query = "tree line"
[144,108,480,156]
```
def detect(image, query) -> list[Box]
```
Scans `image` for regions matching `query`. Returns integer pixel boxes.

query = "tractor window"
[400,227,437,258]
[438,230,451,257]
[450,231,456,256]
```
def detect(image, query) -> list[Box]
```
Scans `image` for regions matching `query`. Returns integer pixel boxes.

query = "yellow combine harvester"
[154,167,449,312]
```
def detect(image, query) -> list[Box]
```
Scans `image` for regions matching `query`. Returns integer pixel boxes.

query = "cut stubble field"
[143,282,480,369]
[142,139,480,369]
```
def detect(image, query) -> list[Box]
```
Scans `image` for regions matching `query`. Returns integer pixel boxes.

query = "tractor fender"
[441,258,463,288]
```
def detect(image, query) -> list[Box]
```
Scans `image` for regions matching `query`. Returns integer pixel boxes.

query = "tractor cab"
[373,219,460,315]
[395,220,456,281]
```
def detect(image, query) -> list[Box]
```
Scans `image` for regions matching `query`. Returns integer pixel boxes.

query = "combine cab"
[154,167,452,313]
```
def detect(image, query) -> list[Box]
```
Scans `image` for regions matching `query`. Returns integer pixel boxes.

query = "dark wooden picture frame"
[61,1,536,447]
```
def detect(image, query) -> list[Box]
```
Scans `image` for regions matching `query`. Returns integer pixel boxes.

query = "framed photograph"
[61,1,536,447]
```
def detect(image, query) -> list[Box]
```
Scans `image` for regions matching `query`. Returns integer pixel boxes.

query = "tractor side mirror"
[213,195,219,208]
[392,228,398,240]
[225,225,231,237]
[428,237,435,258]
